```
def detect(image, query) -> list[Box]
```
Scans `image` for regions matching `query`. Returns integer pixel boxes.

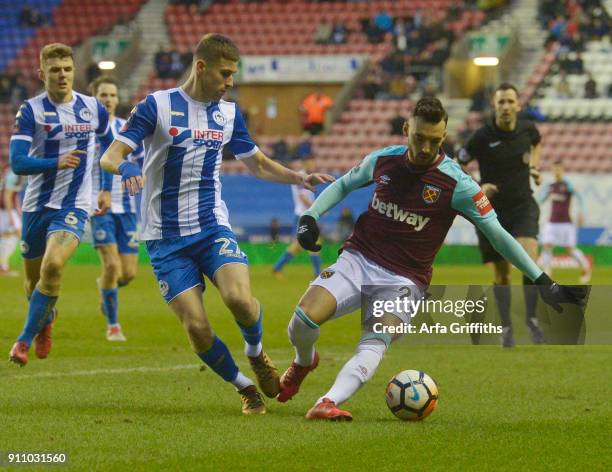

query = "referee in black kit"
[459,83,545,347]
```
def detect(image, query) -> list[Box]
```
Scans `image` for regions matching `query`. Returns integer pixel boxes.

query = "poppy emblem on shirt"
[422,184,441,204]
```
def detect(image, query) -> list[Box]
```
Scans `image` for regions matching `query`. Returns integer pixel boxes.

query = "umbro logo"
[489,141,501,148]
[297,225,308,234]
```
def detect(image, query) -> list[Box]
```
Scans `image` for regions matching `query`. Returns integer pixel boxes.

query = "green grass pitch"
[1,262,610,471]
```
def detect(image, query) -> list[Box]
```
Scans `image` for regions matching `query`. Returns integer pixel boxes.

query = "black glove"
[297,215,321,251]
[534,273,587,313]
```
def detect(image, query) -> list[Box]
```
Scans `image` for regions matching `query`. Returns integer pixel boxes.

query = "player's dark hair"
[194,34,240,64]
[495,83,519,96]
[89,75,119,95]
[413,97,448,125]
[40,43,73,66]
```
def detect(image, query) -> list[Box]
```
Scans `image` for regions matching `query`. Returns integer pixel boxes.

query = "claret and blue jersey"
[116,87,258,241]
[10,91,112,213]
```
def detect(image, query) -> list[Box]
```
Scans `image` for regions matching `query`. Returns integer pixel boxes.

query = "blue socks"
[237,307,263,357]
[310,254,321,276]
[101,287,119,326]
[274,251,321,276]
[197,336,239,382]
[17,288,58,345]
[273,252,294,272]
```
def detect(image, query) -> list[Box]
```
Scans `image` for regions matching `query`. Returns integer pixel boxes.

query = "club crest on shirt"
[379,174,391,185]
[320,269,335,279]
[158,280,169,297]
[212,111,226,126]
[78,108,93,122]
[422,184,441,204]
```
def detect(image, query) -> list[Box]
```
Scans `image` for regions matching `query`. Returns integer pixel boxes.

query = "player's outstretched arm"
[477,218,587,312]
[242,150,334,191]
[297,154,377,251]
[100,140,143,196]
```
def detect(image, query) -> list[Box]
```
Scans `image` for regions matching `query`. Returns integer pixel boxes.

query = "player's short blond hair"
[40,43,73,67]
[194,34,239,65]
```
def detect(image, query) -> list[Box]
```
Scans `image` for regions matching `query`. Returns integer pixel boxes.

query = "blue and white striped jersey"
[91,116,144,215]
[10,91,111,213]
[116,87,258,241]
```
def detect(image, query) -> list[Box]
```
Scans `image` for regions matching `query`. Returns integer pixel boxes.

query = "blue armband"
[118,161,141,182]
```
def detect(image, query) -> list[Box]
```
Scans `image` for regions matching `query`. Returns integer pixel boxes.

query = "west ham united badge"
[422,184,441,204]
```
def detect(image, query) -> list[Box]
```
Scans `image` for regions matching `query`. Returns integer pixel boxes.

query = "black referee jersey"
[459,118,541,210]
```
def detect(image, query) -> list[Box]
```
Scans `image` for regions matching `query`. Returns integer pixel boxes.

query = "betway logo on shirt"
[44,123,93,139]
[371,193,430,231]
[169,127,224,149]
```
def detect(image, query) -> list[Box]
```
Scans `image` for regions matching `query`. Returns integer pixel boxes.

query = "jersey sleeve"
[95,100,111,137]
[11,102,35,143]
[451,171,497,224]
[227,106,258,160]
[457,130,480,164]
[528,122,541,146]
[537,183,551,204]
[116,95,157,151]
[303,150,379,220]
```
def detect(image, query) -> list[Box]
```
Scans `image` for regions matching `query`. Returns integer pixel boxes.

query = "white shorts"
[541,222,577,247]
[311,249,422,324]
[0,209,21,234]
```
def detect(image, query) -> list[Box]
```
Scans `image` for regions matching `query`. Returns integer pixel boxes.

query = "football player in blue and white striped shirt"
[90,76,144,342]
[9,43,114,366]
[101,34,334,414]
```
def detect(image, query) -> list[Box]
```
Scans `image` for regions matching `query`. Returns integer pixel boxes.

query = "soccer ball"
[385,370,439,421]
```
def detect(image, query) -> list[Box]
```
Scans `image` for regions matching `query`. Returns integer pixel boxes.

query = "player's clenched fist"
[57,149,86,169]
[297,215,321,251]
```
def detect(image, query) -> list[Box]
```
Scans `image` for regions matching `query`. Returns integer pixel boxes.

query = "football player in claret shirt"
[100,34,333,414]
[279,97,585,421]
[459,83,545,347]
[8,43,114,366]
[539,160,591,283]
[90,76,145,342]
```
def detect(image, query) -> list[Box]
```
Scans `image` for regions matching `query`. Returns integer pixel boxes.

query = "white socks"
[288,310,320,366]
[541,247,590,273]
[570,248,589,271]
[319,339,387,406]
[244,341,262,358]
[540,247,553,275]
[0,235,18,269]
[232,372,255,391]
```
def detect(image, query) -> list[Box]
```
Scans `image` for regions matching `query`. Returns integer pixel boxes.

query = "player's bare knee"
[103,258,121,280]
[223,288,253,318]
[40,257,64,281]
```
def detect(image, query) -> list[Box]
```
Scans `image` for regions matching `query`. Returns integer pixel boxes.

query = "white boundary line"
[9,364,201,380]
